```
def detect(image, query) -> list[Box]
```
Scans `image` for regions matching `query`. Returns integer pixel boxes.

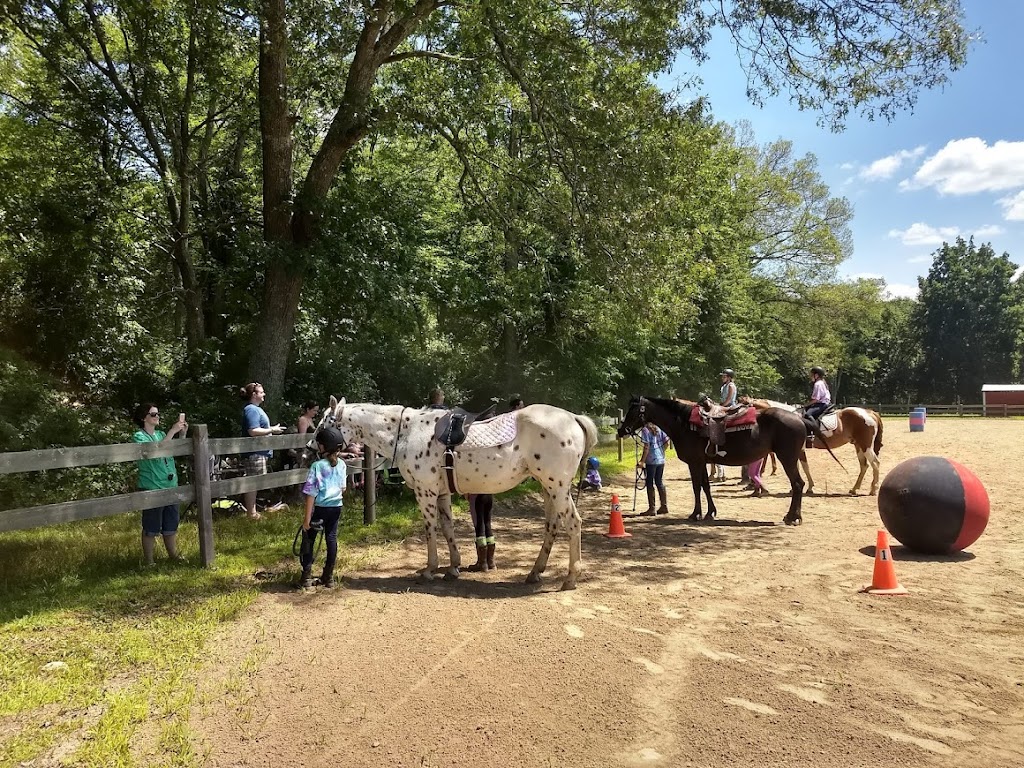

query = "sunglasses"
[147,412,160,418]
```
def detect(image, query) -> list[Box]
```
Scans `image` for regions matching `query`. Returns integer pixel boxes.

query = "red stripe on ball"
[949,459,990,552]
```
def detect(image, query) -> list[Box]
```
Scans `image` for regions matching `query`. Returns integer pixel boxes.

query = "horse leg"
[781,451,805,526]
[867,446,881,496]
[850,448,868,495]
[560,497,583,591]
[703,467,718,520]
[436,493,461,579]
[527,491,560,584]
[800,450,814,494]
[415,490,439,580]
[688,463,704,521]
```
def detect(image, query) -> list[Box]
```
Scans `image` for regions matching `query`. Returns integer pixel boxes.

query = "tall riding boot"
[644,486,657,516]
[297,567,313,589]
[485,541,496,570]
[467,541,487,572]
[656,487,669,515]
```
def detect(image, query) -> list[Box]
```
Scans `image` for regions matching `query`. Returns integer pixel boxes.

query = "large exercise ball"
[877,456,990,554]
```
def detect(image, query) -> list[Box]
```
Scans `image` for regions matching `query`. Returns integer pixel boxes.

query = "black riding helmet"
[720,368,735,378]
[315,426,345,452]
[811,366,826,378]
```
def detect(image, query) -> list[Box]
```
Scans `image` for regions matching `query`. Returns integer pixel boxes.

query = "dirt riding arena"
[192,419,1024,768]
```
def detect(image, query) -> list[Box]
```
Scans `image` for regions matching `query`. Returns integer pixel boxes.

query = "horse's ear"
[329,395,338,409]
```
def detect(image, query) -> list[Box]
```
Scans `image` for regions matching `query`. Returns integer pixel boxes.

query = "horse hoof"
[525,572,541,584]
[443,568,460,581]
[784,516,802,526]
[559,579,577,591]
[689,511,702,521]
[848,489,858,496]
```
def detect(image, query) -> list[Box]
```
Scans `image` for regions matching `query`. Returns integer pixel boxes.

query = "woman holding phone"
[132,404,188,565]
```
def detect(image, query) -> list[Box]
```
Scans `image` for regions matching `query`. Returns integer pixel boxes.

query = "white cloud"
[850,272,883,280]
[884,283,919,299]
[901,138,1024,194]
[1013,265,1024,283]
[999,191,1024,221]
[859,146,926,181]
[888,222,959,246]
[975,224,1005,238]
[907,254,932,264]
[888,222,1004,246]
[839,162,855,171]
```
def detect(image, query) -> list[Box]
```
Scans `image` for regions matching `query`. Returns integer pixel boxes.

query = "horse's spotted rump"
[540,433,547,438]
[534,453,541,460]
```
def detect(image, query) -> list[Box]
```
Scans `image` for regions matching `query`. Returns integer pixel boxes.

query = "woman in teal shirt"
[133,403,188,565]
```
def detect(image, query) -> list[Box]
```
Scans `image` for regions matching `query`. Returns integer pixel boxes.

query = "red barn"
[982,384,1024,415]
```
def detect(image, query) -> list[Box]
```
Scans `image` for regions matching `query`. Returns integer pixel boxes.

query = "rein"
[390,407,407,469]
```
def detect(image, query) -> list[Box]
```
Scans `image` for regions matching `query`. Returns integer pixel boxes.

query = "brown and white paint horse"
[318,397,597,590]
[741,397,884,495]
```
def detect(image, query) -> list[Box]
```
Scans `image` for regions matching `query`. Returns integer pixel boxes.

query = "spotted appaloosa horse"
[320,397,597,590]
[741,397,884,495]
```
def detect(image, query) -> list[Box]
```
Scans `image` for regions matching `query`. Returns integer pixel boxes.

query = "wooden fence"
[858,403,1024,417]
[0,426,385,566]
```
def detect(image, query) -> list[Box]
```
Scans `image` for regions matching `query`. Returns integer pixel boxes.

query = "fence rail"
[859,403,1024,416]
[0,427,384,565]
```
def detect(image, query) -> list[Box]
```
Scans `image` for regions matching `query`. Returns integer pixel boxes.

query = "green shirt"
[133,430,178,490]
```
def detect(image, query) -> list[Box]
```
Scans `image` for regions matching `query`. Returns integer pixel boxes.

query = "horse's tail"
[871,410,884,456]
[575,414,600,463]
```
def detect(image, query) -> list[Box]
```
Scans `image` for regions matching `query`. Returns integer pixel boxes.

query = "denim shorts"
[142,504,180,536]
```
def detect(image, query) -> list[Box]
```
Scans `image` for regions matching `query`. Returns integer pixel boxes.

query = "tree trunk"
[249,0,295,397]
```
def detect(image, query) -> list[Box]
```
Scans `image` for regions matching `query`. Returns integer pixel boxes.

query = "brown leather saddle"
[691,397,756,459]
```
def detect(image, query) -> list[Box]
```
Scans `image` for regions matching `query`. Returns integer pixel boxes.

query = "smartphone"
[178,412,186,423]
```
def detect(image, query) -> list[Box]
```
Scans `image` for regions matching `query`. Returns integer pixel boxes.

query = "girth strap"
[443,448,460,494]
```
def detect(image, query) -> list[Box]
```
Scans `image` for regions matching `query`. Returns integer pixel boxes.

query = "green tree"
[914,237,1021,401]
[248,0,972,397]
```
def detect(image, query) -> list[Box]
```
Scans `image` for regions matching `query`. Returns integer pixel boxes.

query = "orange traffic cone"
[860,529,908,595]
[605,494,632,539]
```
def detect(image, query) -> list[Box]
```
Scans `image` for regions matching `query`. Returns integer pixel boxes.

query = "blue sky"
[662,1,1024,298]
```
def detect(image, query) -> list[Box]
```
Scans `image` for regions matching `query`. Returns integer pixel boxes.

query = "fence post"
[362,450,376,524]
[617,409,623,462]
[1004,403,1008,418]
[192,424,216,567]
[957,402,963,416]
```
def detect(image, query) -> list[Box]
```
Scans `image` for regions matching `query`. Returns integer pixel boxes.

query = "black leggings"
[300,506,341,576]
[472,494,494,542]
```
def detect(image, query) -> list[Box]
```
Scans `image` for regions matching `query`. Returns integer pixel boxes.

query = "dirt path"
[192,419,1024,768]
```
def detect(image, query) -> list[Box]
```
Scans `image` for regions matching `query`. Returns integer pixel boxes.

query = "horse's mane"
[639,396,694,421]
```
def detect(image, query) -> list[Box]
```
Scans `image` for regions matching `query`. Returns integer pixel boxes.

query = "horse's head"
[300,396,347,465]
[617,396,646,438]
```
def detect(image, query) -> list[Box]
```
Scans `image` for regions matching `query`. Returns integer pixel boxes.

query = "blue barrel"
[909,407,926,432]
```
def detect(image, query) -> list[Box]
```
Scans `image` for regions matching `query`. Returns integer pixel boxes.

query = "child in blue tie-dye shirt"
[297,427,347,589]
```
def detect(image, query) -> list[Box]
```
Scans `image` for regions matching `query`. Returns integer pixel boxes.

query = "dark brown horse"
[617,396,830,525]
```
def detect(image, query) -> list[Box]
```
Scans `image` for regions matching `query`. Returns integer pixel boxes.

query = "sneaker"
[316,577,335,590]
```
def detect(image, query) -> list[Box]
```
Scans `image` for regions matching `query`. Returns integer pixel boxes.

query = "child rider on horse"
[803,366,832,448]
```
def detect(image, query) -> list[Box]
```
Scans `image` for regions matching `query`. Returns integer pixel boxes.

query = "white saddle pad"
[461,412,519,449]
[820,412,839,434]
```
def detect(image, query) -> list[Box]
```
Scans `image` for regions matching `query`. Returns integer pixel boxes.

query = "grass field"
[0,444,635,767]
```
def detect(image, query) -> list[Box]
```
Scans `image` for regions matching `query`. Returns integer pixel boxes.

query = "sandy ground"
[192,418,1024,768]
